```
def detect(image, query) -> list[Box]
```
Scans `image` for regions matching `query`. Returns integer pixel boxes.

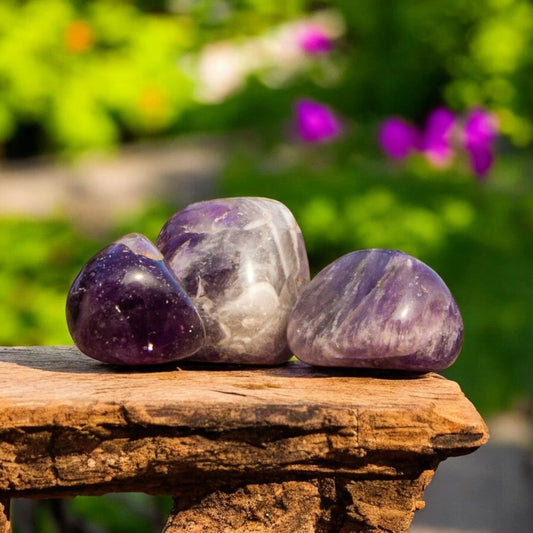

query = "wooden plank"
[0,346,488,501]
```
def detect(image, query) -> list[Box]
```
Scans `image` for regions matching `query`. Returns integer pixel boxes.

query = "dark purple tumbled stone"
[157,197,310,365]
[66,233,205,365]
[287,249,463,371]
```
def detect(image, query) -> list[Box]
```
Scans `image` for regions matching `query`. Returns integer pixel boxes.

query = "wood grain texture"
[163,473,436,533]
[0,346,488,531]
[0,499,9,533]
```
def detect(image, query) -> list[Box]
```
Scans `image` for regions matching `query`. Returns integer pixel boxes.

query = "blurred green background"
[0,1,531,531]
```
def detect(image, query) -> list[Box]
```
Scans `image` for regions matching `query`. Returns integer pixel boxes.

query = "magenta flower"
[299,25,332,55]
[378,117,420,160]
[379,106,498,180]
[421,107,456,167]
[294,99,341,143]
[463,108,498,179]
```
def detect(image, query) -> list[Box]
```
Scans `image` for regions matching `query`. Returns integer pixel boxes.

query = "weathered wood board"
[0,346,488,532]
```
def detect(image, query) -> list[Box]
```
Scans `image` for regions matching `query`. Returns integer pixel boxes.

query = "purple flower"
[378,118,420,160]
[422,107,456,167]
[463,108,498,179]
[294,99,342,143]
[465,145,494,178]
[299,25,332,55]
[464,108,498,145]
[378,106,499,180]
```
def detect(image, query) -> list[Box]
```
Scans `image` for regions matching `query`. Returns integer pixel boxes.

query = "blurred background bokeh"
[0,1,531,531]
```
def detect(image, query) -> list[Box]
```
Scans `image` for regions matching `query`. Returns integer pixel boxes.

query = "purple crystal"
[287,249,463,371]
[66,233,205,365]
[157,197,310,365]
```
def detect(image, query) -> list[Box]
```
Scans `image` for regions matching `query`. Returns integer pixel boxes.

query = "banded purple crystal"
[66,233,205,365]
[157,197,310,365]
[287,249,463,371]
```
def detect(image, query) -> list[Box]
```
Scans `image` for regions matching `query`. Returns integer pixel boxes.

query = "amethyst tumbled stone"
[66,233,205,365]
[287,249,463,371]
[157,197,310,364]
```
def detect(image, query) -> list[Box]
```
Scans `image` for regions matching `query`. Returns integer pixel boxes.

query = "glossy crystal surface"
[66,233,205,365]
[157,197,310,364]
[287,249,463,371]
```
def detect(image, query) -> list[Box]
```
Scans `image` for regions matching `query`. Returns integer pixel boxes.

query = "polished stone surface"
[157,197,310,364]
[66,233,205,365]
[287,249,463,371]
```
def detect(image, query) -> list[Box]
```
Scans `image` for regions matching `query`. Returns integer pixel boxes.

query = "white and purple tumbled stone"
[157,197,310,365]
[287,249,463,371]
[66,233,205,365]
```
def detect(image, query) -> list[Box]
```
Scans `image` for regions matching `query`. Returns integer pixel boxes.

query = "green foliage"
[218,149,533,415]
[70,493,171,532]
[1,0,533,157]
[0,216,102,345]
[0,0,196,155]
[111,201,179,242]
[0,201,180,347]
[442,0,533,146]
[12,495,172,533]
[0,0,311,157]
[323,0,533,142]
